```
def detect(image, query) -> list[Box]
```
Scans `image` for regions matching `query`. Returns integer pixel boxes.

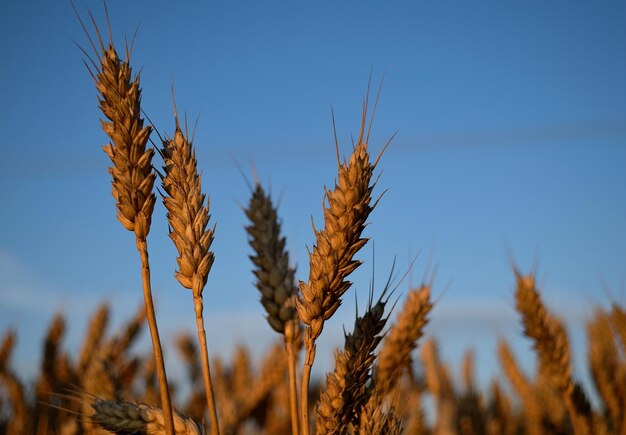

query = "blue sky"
[1,0,625,395]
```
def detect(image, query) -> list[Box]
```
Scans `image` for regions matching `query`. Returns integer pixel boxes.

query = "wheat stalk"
[160,111,219,435]
[244,181,302,434]
[75,5,174,432]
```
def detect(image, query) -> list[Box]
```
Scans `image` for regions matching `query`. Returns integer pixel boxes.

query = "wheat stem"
[137,237,175,435]
[286,340,300,435]
[193,295,220,435]
[301,344,315,435]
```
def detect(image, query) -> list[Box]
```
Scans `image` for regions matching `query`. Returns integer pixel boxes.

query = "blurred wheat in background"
[1,2,625,435]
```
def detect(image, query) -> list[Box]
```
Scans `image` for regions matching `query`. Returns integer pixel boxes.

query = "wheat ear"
[0,329,15,372]
[486,380,514,435]
[0,330,29,434]
[357,390,403,435]
[77,303,110,375]
[587,310,624,433]
[76,6,174,432]
[223,342,288,433]
[296,94,387,434]
[244,181,302,435]
[611,303,626,357]
[160,112,219,435]
[375,284,431,393]
[105,305,146,363]
[91,399,203,435]
[513,271,590,435]
[421,338,456,435]
[316,289,389,434]
[497,340,542,435]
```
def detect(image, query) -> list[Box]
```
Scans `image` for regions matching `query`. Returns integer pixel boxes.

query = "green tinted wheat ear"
[161,114,219,435]
[244,182,302,434]
[297,96,388,434]
[245,183,301,341]
[77,6,174,432]
[91,399,204,435]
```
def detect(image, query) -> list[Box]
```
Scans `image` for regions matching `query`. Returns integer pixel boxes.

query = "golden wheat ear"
[0,330,30,434]
[498,339,543,435]
[513,269,592,435]
[297,82,391,434]
[74,3,175,432]
[159,101,220,435]
[357,389,403,435]
[375,282,432,395]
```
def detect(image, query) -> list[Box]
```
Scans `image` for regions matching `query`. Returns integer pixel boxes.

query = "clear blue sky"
[1,0,625,393]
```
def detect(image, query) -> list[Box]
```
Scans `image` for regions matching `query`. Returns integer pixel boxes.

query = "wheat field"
[0,4,625,435]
